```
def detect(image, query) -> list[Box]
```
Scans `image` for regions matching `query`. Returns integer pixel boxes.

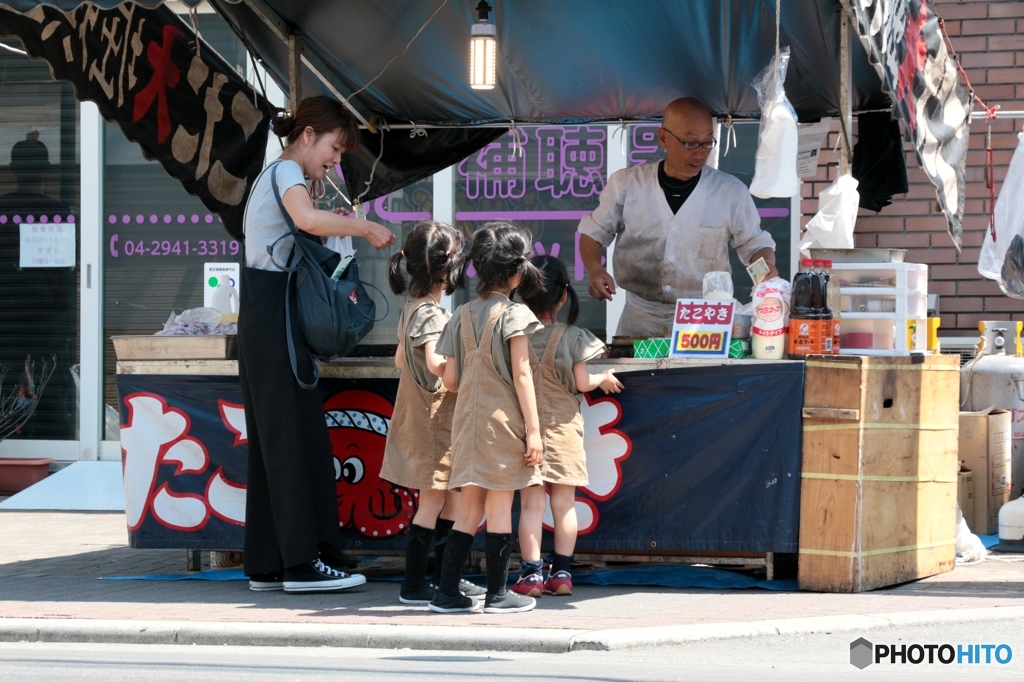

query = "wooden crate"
[798,354,959,592]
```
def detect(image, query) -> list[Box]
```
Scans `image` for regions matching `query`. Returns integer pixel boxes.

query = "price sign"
[670,299,734,359]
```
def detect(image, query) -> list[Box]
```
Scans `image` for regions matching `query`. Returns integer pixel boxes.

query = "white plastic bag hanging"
[800,174,860,250]
[979,132,1024,297]
[326,235,356,260]
[749,47,800,199]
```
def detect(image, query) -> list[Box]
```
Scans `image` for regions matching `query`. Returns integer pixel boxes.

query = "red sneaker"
[544,570,573,595]
[512,572,544,598]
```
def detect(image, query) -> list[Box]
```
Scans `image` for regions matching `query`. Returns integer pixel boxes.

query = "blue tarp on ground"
[99,564,797,591]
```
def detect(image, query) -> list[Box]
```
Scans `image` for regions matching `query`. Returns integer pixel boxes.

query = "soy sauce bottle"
[788,258,825,357]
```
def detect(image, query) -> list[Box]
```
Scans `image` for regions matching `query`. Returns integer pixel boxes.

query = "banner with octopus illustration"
[846,0,972,248]
[117,363,803,553]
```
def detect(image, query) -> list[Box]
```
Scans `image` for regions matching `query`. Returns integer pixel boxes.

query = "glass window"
[0,37,80,440]
[453,126,607,338]
[102,12,246,409]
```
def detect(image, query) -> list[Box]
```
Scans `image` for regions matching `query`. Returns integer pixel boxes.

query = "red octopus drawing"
[323,389,417,539]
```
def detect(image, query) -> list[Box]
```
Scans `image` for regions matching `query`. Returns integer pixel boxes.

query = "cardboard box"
[957,466,975,531]
[959,409,1012,535]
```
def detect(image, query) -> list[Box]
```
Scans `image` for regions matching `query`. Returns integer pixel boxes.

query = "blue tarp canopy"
[2,0,889,123]
[0,1,970,244]
[210,0,889,125]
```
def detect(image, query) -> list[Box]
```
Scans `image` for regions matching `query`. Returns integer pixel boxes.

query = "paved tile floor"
[2,512,1022,630]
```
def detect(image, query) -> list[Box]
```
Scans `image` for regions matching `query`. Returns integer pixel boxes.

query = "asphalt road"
[1,620,1022,681]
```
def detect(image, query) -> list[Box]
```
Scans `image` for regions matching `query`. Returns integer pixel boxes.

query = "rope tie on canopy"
[357,117,388,205]
[408,121,428,139]
[509,120,525,159]
[611,119,628,156]
[720,115,738,157]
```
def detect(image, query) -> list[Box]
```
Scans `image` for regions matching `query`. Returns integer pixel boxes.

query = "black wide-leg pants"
[238,266,344,575]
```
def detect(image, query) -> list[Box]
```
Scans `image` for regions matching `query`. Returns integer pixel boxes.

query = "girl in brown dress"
[514,256,623,598]
[429,222,545,614]
[379,221,486,606]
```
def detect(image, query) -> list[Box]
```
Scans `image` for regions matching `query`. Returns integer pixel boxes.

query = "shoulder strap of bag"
[267,163,302,273]
[267,163,319,390]
[269,167,389,324]
[241,160,280,238]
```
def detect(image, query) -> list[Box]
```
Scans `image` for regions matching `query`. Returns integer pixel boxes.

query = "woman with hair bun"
[239,96,395,594]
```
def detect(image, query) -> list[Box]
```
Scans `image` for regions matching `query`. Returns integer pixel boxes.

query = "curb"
[0,620,584,654]
[3,606,1024,653]
[570,605,1024,650]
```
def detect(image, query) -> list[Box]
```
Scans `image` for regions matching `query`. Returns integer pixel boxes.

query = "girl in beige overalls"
[514,256,623,598]
[428,222,545,614]
[379,221,488,606]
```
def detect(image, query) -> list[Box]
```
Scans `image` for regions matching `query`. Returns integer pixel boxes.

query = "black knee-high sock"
[551,552,574,575]
[402,523,434,588]
[485,532,513,597]
[432,518,456,584]
[437,530,474,598]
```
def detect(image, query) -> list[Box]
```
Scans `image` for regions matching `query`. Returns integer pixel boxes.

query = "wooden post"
[288,31,302,111]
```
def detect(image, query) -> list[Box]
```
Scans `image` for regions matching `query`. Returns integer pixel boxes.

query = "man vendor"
[577,98,778,338]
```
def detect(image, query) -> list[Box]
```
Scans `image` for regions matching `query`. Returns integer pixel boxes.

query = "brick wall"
[800,0,1024,336]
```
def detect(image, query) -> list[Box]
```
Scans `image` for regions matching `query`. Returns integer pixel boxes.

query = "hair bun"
[270,109,295,138]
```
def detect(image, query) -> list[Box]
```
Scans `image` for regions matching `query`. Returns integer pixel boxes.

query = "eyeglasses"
[662,127,717,150]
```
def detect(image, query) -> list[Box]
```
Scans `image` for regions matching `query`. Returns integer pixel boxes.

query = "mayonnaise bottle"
[751,277,791,360]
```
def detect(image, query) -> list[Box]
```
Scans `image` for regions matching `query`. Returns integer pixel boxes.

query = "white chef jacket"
[578,163,775,337]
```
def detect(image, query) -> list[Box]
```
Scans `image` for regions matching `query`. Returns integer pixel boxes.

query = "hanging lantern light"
[470,1,496,90]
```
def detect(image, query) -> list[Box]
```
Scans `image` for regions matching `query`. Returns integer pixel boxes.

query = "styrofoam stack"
[998,496,1024,545]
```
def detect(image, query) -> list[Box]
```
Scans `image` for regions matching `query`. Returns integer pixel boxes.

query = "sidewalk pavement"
[2,512,1023,652]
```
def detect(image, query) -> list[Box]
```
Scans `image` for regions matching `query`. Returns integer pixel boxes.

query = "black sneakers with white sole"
[457,578,487,601]
[248,573,284,591]
[283,559,366,593]
[428,590,480,613]
[398,582,435,605]
[400,579,486,606]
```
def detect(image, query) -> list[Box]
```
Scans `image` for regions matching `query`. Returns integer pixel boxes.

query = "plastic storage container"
[830,262,928,355]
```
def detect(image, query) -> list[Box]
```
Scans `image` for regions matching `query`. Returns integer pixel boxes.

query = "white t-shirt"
[243,160,307,271]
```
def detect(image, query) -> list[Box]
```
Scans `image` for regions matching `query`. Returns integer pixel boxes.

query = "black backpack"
[267,163,387,388]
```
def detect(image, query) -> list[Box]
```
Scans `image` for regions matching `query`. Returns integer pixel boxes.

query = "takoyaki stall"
[2,0,969,590]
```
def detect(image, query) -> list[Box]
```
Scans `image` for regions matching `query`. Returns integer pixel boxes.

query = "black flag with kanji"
[0,3,274,239]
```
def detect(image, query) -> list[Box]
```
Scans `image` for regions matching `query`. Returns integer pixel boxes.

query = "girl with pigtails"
[429,221,546,614]
[513,255,622,598]
[379,221,486,606]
